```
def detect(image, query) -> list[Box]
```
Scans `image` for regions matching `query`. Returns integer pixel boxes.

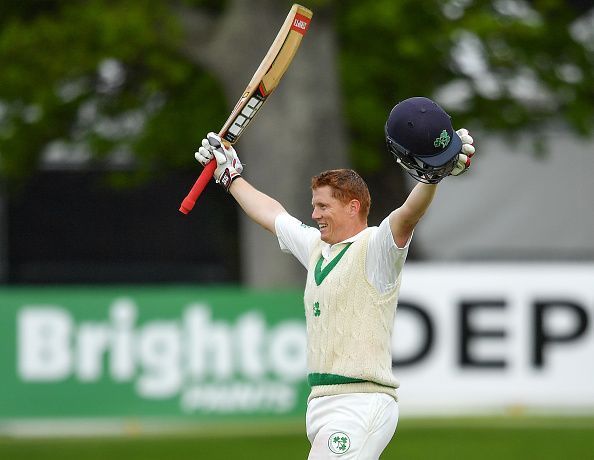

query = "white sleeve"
[366,216,412,294]
[274,213,320,268]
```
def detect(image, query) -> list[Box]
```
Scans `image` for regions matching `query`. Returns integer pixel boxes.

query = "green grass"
[1,418,593,460]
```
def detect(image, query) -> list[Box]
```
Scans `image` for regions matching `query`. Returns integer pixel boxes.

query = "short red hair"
[311,169,371,219]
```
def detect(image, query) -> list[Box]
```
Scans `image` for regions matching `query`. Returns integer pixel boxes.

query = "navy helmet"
[385,97,462,183]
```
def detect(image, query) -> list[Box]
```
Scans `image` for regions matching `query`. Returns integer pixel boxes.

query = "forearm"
[229,177,287,234]
[401,182,437,221]
[389,182,437,247]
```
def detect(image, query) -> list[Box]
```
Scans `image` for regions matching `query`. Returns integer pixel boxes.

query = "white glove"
[195,132,243,191]
[450,128,475,176]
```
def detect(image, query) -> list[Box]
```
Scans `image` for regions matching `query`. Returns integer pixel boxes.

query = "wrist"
[218,167,241,192]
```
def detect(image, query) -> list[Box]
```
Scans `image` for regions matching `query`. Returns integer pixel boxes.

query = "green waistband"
[307,372,367,387]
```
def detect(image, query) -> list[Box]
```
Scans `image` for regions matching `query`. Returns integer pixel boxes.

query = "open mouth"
[319,223,328,230]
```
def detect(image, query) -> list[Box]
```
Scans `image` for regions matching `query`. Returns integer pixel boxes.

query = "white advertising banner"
[392,264,594,415]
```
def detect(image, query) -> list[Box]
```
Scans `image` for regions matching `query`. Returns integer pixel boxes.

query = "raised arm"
[229,177,286,234]
[389,183,437,248]
[388,128,476,248]
[195,132,286,234]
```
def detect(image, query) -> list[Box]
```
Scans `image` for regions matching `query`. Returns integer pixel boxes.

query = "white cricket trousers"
[305,393,399,460]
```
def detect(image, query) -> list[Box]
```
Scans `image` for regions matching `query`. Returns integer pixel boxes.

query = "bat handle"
[179,161,217,214]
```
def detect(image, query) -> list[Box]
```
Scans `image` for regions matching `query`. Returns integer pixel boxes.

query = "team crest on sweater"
[313,301,321,317]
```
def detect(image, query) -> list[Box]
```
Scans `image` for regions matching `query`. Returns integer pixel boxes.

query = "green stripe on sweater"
[314,243,352,285]
[308,373,367,386]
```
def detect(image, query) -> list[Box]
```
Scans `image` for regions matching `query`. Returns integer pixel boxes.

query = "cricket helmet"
[385,97,462,184]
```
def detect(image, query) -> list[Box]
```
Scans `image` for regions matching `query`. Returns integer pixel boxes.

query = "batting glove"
[450,128,475,177]
[195,132,243,191]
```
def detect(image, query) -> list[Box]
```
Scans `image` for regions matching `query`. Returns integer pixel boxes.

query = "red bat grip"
[179,161,217,214]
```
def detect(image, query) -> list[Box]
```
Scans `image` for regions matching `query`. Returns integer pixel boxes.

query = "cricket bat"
[179,4,313,214]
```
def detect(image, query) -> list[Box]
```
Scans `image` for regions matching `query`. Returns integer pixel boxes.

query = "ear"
[348,199,361,216]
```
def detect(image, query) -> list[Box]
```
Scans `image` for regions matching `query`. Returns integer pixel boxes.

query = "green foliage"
[1,0,592,188]
[0,0,226,190]
[336,0,594,170]
[178,0,228,13]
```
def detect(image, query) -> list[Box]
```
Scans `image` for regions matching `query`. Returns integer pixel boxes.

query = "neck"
[332,222,367,244]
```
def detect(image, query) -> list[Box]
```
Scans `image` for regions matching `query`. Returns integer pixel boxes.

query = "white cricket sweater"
[303,228,401,402]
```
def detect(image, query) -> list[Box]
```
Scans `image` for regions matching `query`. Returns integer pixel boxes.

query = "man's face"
[311,186,352,244]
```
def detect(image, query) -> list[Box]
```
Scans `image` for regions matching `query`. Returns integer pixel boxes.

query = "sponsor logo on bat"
[227,95,265,139]
[291,13,311,34]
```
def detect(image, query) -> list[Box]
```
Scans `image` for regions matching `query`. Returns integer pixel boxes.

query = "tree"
[175,0,349,286]
[0,0,227,190]
[0,0,349,287]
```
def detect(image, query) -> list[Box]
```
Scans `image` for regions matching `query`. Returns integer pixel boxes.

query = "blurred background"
[1,0,593,459]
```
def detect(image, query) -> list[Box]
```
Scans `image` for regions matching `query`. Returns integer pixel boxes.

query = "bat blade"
[179,4,313,214]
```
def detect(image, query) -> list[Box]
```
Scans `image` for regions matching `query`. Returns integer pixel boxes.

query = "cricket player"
[195,97,475,459]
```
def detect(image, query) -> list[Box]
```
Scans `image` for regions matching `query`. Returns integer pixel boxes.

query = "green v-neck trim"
[314,243,353,286]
